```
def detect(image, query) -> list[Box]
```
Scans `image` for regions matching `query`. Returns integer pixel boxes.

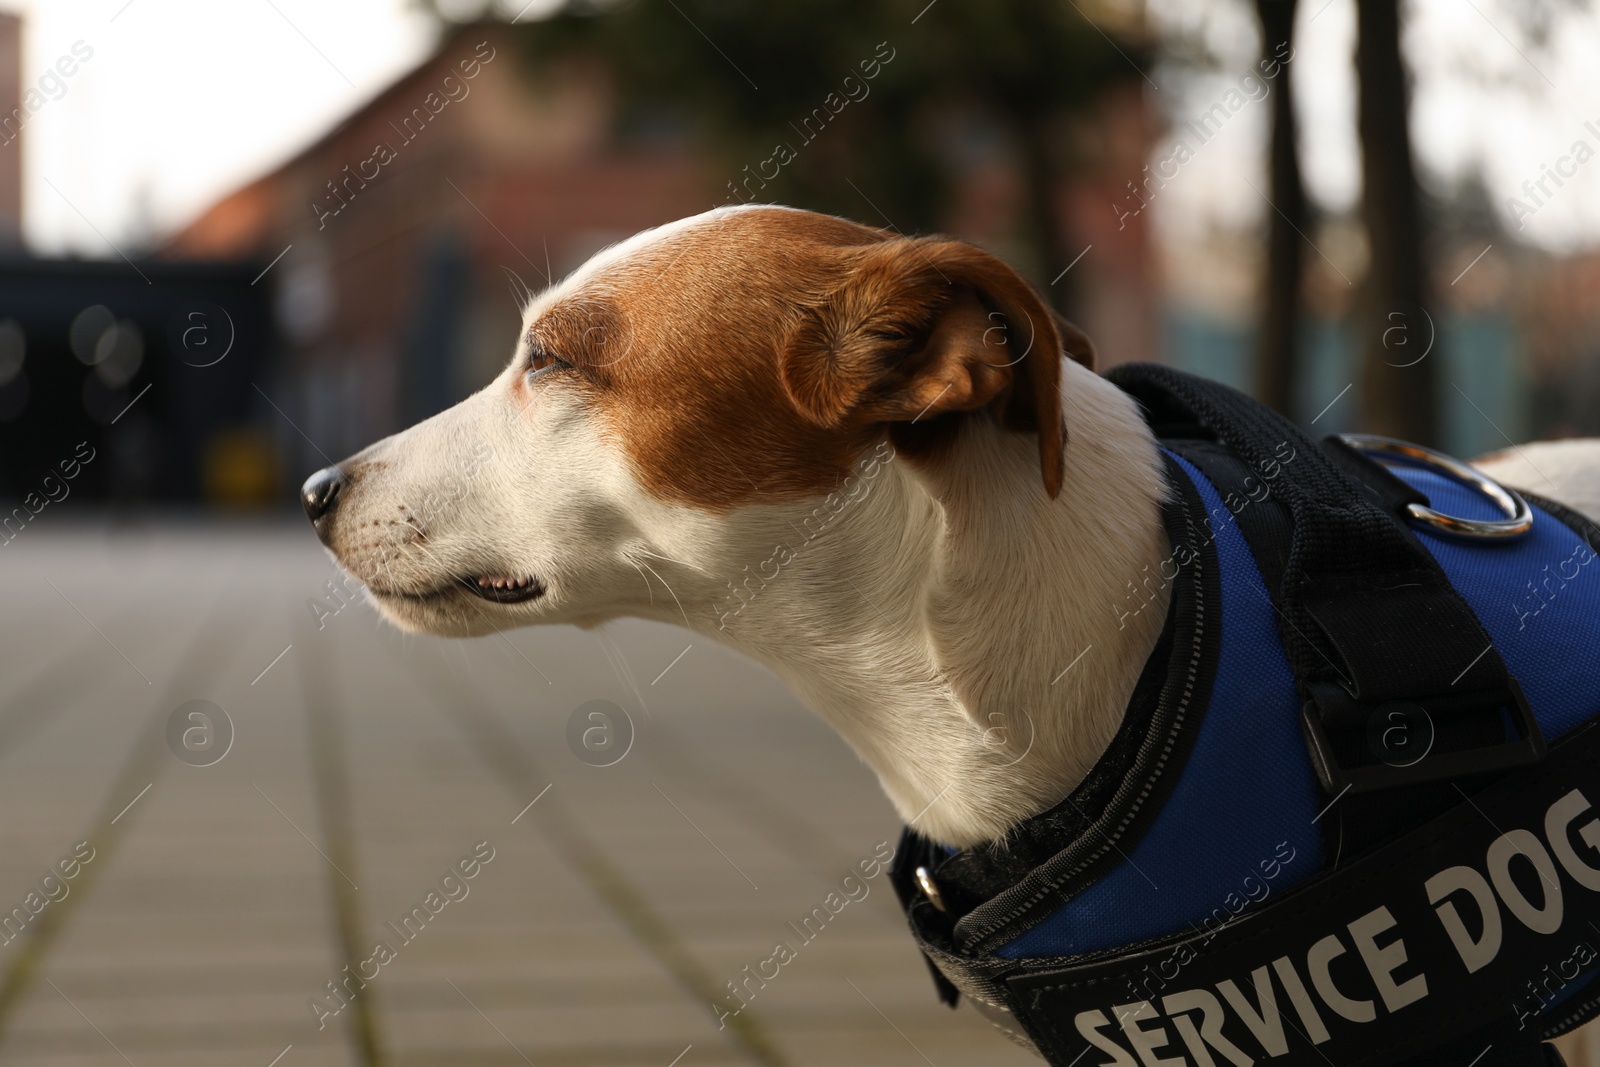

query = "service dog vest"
[890,365,1600,1067]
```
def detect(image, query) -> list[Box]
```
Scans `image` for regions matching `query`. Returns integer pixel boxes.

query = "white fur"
[1472,440,1600,522]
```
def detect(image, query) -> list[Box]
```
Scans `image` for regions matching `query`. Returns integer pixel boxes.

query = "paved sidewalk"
[0,520,1041,1067]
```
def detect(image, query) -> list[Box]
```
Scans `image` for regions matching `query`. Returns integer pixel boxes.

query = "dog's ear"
[780,236,1069,498]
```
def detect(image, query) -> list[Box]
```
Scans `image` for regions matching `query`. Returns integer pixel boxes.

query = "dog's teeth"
[471,573,535,597]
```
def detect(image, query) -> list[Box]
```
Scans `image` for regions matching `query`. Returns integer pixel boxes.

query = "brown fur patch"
[525,207,1077,510]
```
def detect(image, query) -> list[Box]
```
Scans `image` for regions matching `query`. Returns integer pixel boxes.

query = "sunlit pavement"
[0,518,1040,1066]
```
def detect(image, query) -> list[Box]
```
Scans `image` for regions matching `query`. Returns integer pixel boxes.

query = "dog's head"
[302,205,1093,637]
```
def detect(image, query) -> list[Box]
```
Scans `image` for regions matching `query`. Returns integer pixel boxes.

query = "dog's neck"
[677,362,1172,848]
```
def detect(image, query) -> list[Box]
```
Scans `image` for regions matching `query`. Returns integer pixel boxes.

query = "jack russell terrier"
[299,203,1599,852]
[301,205,1600,1065]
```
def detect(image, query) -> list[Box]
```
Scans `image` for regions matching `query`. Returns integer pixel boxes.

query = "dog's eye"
[526,346,571,379]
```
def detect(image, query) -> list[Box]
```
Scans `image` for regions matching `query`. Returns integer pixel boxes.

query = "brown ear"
[779,236,1067,498]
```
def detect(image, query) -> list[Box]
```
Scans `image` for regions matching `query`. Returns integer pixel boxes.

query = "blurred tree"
[1355,0,1436,442]
[426,0,1148,308]
[1253,0,1305,417]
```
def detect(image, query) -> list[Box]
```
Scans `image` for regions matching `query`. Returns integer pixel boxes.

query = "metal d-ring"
[914,866,948,912]
[1337,434,1533,541]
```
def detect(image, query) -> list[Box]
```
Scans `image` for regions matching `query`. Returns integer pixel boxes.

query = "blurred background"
[0,0,1598,1064]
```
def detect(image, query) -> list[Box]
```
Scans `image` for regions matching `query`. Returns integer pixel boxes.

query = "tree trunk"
[1355,0,1437,442]
[1256,0,1305,417]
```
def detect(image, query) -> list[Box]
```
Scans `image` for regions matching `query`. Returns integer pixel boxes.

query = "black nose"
[301,465,345,525]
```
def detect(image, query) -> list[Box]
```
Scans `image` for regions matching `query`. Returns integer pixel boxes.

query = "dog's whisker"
[404,537,447,570]
[636,559,692,630]
[633,546,711,577]
[626,559,655,606]
[501,265,534,312]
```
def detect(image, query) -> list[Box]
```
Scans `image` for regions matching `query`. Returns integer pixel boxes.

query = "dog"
[300,203,1600,854]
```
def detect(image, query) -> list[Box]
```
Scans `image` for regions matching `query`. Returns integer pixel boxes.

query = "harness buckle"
[1300,678,1545,794]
